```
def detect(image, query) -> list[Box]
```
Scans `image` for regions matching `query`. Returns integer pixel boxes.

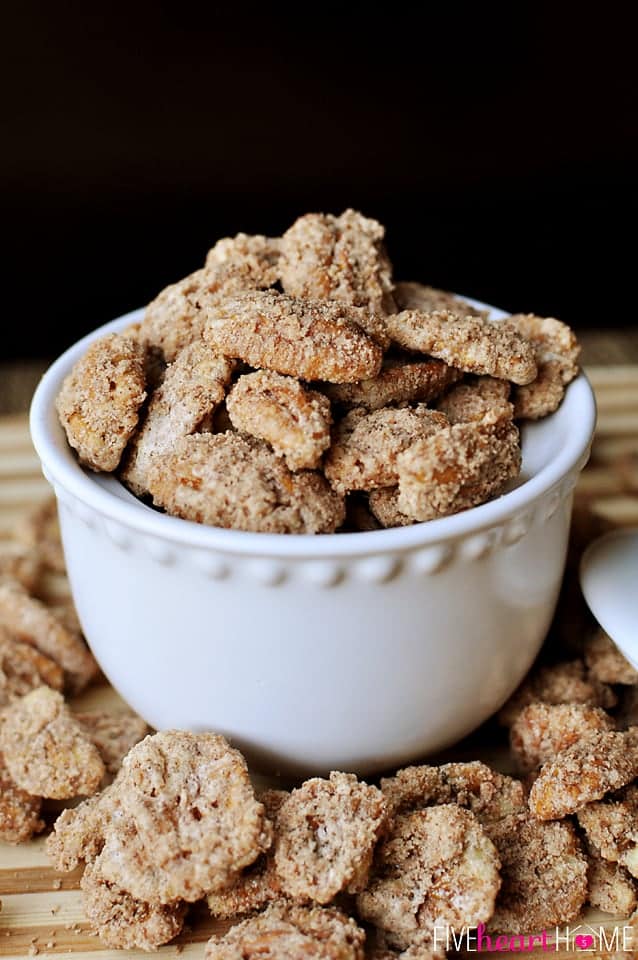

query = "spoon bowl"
[581,529,638,669]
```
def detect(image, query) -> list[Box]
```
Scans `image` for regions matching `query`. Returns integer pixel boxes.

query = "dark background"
[2,4,636,361]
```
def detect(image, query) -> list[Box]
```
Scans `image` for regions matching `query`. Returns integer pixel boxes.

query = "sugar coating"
[56,333,147,471]
[357,804,501,951]
[510,702,614,773]
[381,761,526,824]
[498,659,618,727]
[393,282,488,318]
[324,407,448,495]
[280,209,394,319]
[528,730,638,820]
[274,771,388,904]
[0,578,97,693]
[485,813,587,933]
[14,497,65,575]
[577,785,638,878]
[385,309,537,385]
[509,314,580,420]
[94,731,271,904]
[120,340,235,496]
[323,356,462,411]
[0,627,64,706]
[204,290,383,383]
[586,847,638,916]
[138,268,208,363]
[205,232,281,278]
[368,487,414,528]
[75,711,150,775]
[148,433,345,534]
[207,789,290,919]
[81,859,186,951]
[46,789,109,871]
[0,686,105,798]
[396,422,521,521]
[227,370,332,470]
[0,754,44,844]
[584,628,638,685]
[205,901,366,960]
[436,376,513,427]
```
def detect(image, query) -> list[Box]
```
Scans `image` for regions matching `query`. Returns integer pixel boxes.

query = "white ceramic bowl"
[30,302,596,776]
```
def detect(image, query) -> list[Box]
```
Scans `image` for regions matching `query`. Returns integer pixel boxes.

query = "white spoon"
[580,529,638,669]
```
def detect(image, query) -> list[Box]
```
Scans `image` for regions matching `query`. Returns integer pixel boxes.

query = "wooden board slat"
[586,364,638,387]
[0,367,637,957]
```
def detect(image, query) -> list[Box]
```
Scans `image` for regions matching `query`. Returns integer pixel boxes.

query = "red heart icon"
[574,935,594,950]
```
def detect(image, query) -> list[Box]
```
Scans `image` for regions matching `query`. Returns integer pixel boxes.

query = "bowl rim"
[30,300,597,559]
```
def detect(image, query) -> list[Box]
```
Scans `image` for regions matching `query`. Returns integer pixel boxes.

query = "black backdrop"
[2,4,636,360]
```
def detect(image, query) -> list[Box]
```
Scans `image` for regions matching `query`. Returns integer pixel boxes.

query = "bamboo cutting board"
[0,365,637,959]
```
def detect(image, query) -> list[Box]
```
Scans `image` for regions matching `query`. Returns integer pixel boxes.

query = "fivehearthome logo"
[432,922,635,953]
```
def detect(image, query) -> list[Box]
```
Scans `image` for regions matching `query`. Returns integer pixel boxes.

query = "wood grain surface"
[0,365,637,958]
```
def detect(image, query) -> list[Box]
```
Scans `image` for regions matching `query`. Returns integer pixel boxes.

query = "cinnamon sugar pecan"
[324,407,448,495]
[436,376,513,427]
[94,731,272,903]
[204,290,383,383]
[381,761,526,823]
[0,578,97,692]
[498,659,617,727]
[509,314,580,420]
[205,232,281,280]
[75,710,150,775]
[56,333,146,471]
[280,209,394,318]
[205,901,366,960]
[0,686,105,798]
[586,846,638,915]
[577,785,638,878]
[120,340,235,496]
[485,813,587,933]
[207,789,290,919]
[386,310,537,385]
[0,754,44,844]
[510,702,614,773]
[148,433,345,533]
[46,789,110,871]
[396,421,521,521]
[274,772,388,903]
[227,370,332,470]
[323,355,461,411]
[528,730,638,820]
[80,859,187,951]
[357,804,500,950]
[0,627,64,705]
